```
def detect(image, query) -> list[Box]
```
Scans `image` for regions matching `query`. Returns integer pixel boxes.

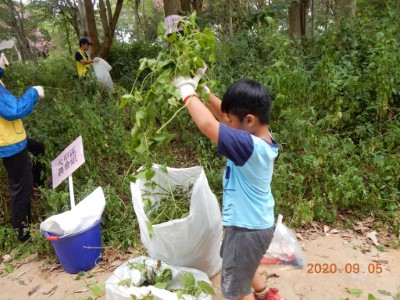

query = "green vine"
[120,14,216,181]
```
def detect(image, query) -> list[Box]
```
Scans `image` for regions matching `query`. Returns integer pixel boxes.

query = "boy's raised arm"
[204,89,230,125]
[174,77,219,143]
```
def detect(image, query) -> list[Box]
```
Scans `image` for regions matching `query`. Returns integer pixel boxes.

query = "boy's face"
[82,43,90,51]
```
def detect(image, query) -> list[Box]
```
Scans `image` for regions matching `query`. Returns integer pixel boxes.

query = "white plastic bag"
[131,165,222,277]
[40,187,105,236]
[106,256,213,300]
[262,214,305,267]
[93,58,114,91]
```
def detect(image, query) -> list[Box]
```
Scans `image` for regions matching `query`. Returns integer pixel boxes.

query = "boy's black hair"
[221,79,271,124]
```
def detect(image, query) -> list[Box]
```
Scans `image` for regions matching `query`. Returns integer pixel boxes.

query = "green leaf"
[376,32,385,40]
[75,271,85,280]
[119,94,134,109]
[145,168,156,181]
[159,164,168,173]
[135,138,148,154]
[265,16,274,24]
[90,283,105,297]
[367,294,377,300]
[378,290,391,296]
[198,280,215,295]
[5,263,14,274]
[134,91,143,103]
[176,290,184,299]
[138,58,148,71]
[346,288,363,297]
[167,97,178,106]
[182,272,196,289]
[119,278,132,287]
[146,220,155,238]
[153,132,175,143]
[154,282,168,289]
[155,269,172,283]
[135,110,147,127]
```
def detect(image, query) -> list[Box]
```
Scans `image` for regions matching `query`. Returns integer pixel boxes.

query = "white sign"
[51,136,85,189]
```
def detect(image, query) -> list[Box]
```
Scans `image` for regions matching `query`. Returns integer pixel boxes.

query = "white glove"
[33,86,44,99]
[202,85,210,94]
[174,76,200,100]
[0,53,9,69]
[93,57,100,63]
[196,64,207,79]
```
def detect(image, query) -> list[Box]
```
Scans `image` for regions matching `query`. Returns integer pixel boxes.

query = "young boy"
[174,73,280,300]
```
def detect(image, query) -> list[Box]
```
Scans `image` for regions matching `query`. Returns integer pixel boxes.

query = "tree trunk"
[288,0,310,41]
[193,0,202,14]
[77,0,88,37]
[180,0,191,14]
[84,0,124,59]
[84,0,99,55]
[163,0,181,16]
[4,0,36,63]
[134,0,141,41]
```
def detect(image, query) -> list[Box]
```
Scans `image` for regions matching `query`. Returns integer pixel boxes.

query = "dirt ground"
[0,227,399,300]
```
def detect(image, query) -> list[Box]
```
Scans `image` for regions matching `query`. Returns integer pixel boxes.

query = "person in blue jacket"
[0,52,44,242]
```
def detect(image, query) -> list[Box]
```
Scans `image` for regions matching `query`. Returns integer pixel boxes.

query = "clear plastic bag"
[262,214,305,268]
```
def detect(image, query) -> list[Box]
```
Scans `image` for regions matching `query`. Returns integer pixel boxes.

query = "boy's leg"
[220,226,275,300]
[2,149,33,241]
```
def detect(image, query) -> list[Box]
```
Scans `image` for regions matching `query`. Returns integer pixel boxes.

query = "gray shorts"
[220,226,275,299]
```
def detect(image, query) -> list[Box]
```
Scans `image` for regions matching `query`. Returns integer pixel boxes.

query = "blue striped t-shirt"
[217,123,279,229]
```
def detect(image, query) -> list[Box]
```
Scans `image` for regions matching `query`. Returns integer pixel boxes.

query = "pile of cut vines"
[120,14,216,181]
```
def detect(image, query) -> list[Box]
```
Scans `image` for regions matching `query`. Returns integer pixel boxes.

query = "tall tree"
[1,0,36,62]
[163,0,181,16]
[193,0,202,14]
[288,0,311,41]
[134,0,141,41]
[84,0,124,59]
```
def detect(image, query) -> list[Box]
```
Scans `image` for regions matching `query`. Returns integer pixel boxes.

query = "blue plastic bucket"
[44,219,102,274]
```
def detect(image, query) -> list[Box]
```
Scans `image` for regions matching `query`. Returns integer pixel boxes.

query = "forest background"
[0,0,399,258]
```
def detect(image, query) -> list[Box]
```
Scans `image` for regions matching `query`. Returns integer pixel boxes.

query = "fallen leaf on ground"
[28,285,40,296]
[378,290,392,296]
[2,254,12,262]
[42,285,57,295]
[367,231,380,246]
[346,287,363,297]
[353,222,368,233]
[372,259,388,264]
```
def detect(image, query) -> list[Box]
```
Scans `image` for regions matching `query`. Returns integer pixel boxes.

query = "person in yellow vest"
[75,38,97,77]
[0,52,44,242]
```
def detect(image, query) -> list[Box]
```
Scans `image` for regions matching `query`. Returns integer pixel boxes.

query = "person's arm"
[80,58,93,65]
[0,85,40,120]
[204,90,230,125]
[76,51,93,64]
[185,94,220,144]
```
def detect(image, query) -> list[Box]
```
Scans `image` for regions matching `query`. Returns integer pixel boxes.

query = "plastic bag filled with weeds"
[131,165,222,277]
[106,256,214,300]
[143,183,192,226]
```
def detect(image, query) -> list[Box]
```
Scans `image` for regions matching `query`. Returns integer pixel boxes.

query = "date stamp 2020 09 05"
[307,263,383,274]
